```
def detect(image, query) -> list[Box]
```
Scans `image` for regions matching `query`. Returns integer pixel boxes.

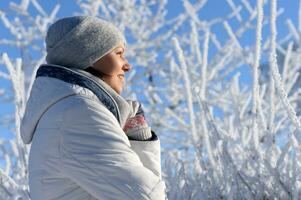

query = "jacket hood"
[21,64,133,144]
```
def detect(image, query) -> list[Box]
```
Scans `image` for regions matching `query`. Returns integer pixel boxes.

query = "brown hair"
[85,66,109,78]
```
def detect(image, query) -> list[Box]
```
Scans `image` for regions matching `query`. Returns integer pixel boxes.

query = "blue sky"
[0,0,299,139]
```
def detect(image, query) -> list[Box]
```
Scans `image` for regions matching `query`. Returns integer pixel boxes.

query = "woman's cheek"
[99,56,119,75]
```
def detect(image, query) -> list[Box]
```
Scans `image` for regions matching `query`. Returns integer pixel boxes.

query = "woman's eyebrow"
[115,47,125,52]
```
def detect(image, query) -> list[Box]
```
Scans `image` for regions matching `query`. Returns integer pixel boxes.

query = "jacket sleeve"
[59,96,166,200]
[128,128,163,179]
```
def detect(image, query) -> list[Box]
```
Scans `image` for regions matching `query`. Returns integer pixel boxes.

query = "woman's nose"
[122,60,131,72]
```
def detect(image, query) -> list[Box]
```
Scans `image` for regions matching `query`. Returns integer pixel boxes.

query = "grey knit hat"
[45,16,126,69]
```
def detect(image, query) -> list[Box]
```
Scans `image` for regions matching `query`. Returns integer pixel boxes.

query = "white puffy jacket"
[20,64,166,200]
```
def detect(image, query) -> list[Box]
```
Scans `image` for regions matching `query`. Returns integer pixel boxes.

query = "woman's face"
[91,43,131,94]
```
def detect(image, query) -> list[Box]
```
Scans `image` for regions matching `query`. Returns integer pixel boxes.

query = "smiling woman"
[20,15,166,200]
[85,42,132,94]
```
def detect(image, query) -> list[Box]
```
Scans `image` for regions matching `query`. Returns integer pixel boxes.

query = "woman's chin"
[113,86,122,94]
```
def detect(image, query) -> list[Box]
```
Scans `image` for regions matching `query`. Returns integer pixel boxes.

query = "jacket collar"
[21,64,133,144]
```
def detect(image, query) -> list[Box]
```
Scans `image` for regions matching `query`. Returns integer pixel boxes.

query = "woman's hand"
[123,100,148,133]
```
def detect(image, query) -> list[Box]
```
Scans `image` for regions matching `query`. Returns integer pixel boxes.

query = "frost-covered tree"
[2,0,301,199]
[0,1,59,199]
[163,0,301,199]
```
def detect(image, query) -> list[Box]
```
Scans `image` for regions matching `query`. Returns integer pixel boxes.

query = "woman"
[20,16,166,200]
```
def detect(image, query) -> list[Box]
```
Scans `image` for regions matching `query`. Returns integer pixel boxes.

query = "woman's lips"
[118,74,125,81]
